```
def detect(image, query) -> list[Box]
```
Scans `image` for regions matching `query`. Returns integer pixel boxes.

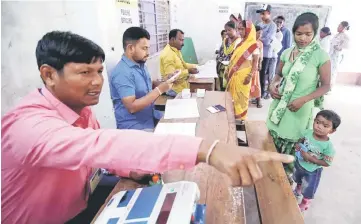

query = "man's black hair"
[36,31,105,72]
[221,30,226,36]
[123,27,150,50]
[316,110,341,129]
[276,16,285,21]
[292,12,319,35]
[321,27,331,35]
[169,29,184,40]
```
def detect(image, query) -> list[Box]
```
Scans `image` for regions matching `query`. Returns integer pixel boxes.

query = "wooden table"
[189,77,215,92]
[92,95,304,224]
[154,95,174,111]
[92,91,245,224]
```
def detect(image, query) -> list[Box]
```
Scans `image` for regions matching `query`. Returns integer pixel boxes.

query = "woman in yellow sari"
[217,21,242,91]
[226,20,259,121]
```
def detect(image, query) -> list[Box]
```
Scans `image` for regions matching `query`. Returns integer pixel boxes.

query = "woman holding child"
[266,13,331,177]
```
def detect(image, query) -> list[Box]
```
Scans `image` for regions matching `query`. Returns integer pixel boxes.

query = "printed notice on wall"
[218,6,229,13]
[120,8,132,24]
[116,0,137,7]
[116,0,137,24]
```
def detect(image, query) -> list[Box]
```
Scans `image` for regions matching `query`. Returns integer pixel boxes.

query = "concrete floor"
[244,84,361,224]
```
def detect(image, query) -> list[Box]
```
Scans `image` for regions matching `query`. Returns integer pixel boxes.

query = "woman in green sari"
[267,13,331,179]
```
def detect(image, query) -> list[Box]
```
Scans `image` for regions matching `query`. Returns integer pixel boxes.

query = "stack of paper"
[195,60,218,79]
[154,123,197,136]
[164,99,200,119]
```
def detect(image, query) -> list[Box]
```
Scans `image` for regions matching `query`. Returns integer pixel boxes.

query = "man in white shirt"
[320,27,332,54]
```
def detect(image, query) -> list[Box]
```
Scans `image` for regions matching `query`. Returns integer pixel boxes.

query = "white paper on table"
[154,123,197,136]
[164,99,200,119]
[194,60,218,79]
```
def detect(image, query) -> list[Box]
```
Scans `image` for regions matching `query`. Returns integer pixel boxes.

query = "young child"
[293,110,341,212]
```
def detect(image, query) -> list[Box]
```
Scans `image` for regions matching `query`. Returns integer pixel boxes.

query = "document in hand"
[164,99,200,119]
[154,123,197,136]
[194,60,218,79]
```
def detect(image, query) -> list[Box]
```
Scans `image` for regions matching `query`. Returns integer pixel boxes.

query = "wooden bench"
[188,77,215,92]
[245,121,304,224]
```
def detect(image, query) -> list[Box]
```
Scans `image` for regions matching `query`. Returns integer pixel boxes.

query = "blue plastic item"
[191,204,206,224]
[296,143,309,160]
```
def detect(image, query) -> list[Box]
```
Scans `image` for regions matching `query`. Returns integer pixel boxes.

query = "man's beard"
[135,56,148,64]
[135,59,146,64]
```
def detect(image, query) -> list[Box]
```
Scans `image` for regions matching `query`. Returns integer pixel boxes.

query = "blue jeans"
[293,160,323,199]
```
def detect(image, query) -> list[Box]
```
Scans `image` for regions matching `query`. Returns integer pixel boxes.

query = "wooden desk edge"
[189,78,215,84]
[245,120,304,224]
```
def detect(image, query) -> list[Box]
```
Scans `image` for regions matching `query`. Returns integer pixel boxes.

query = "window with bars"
[138,0,170,55]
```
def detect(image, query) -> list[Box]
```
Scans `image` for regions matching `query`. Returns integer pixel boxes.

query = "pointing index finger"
[254,151,294,164]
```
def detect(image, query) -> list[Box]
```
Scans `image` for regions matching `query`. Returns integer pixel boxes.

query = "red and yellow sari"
[226,21,258,119]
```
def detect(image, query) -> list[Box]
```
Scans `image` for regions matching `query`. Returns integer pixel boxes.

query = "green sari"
[266,40,329,176]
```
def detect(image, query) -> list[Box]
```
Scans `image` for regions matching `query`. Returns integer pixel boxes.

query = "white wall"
[170,0,360,72]
[1,0,163,125]
[170,0,243,64]
[2,0,359,126]
[1,0,150,128]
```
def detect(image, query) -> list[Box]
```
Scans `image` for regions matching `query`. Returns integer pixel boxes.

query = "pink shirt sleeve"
[5,113,202,177]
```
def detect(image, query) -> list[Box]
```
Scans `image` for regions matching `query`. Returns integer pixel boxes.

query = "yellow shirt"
[160,44,196,93]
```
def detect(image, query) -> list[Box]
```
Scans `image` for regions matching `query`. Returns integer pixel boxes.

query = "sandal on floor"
[256,99,263,108]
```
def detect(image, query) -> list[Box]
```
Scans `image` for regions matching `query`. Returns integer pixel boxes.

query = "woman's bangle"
[155,87,162,96]
[206,140,219,165]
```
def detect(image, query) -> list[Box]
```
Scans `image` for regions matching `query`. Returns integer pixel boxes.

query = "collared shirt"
[259,21,277,58]
[330,32,349,55]
[272,31,283,58]
[110,55,162,130]
[160,44,196,93]
[320,35,332,54]
[1,87,202,224]
[280,26,292,55]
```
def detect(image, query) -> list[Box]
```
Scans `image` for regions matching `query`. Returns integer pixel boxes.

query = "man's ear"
[39,64,58,87]
[126,43,135,53]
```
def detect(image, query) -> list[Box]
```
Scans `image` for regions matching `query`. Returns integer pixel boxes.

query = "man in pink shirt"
[1,31,293,224]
